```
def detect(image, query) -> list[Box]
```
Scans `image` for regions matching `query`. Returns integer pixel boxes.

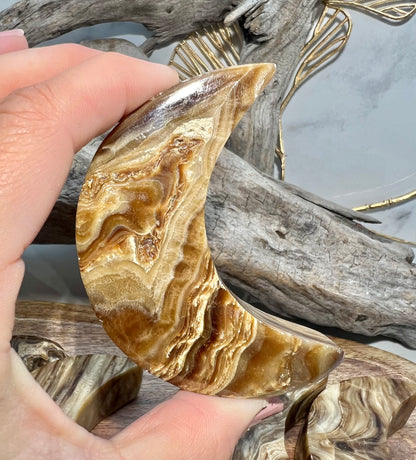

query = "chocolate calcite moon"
[300,376,416,459]
[76,64,343,398]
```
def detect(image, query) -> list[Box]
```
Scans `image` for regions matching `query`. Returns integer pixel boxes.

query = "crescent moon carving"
[76,64,343,398]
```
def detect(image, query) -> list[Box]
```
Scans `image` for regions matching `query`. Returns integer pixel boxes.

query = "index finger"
[0,52,178,269]
[0,44,101,99]
[0,29,28,54]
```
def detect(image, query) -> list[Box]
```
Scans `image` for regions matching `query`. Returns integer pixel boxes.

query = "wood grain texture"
[207,152,416,349]
[13,304,143,432]
[0,0,234,49]
[233,340,416,459]
[14,300,122,356]
[76,65,342,398]
[91,337,416,459]
[226,0,323,173]
[11,335,67,371]
[292,338,416,460]
[13,301,416,456]
[233,378,328,459]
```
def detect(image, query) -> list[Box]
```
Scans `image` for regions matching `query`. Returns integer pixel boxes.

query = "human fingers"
[0,43,101,98]
[0,261,25,348]
[111,390,267,460]
[0,53,177,345]
[0,52,178,269]
[0,29,28,55]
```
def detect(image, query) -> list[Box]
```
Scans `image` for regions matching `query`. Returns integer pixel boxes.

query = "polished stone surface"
[300,376,416,459]
[5,0,414,363]
[76,65,342,397]
[283,10,416,248]
[233,378,327,459]
[11,335,67,372]
[32,354,142,431]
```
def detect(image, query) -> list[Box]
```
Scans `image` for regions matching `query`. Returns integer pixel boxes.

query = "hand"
[0,30,266,459]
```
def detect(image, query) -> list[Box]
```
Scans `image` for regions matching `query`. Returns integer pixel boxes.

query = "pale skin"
[0,31,268,460]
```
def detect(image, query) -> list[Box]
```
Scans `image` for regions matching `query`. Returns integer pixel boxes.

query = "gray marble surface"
[283,10,416,247]
[1,0,414,362]
[281,9,416,363]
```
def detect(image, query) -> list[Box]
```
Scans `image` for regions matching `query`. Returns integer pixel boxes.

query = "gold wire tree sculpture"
[169,23,243,79]
[168,0,416,245]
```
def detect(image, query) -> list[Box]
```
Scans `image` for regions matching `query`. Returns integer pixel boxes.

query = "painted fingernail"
[0,29,25,37]
[249,397,284,427]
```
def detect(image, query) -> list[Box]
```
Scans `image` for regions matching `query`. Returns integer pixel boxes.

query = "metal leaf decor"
[326,0,416,20]
[295,7,352,91]
[276,6,352,179]
[168,23,242,80]
[167,15,414,246]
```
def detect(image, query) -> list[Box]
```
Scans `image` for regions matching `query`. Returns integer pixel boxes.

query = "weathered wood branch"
[208,149,416,347]
[226,0,323,173]
[0,0,234,49]
[0,0,322,173]
[80,38,149,60]
[2,1,415,346]
[35,138,416,347]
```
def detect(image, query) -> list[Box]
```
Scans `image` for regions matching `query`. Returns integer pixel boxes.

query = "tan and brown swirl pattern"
[300,376,416,459]
[11,335,67,372]
[32,354,142,431]
[76,64,343,398]
[233,377,327,459]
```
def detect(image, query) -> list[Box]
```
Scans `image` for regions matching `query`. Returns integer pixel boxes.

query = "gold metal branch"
[353,190,416,245]
[353,189,416,211]
[290,6,352,108]
[276,6,352,179]
[368,230,416,246]
[167,17,415,247]
[168,23,242,80]
[326,0,416,20]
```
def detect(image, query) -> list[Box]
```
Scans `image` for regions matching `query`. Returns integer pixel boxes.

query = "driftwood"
[80,38,149,60]
[34,138,416,347]
[14,301,123,357]
[13,302,416,455]
[1,0,415,346]
[0,0,322,174]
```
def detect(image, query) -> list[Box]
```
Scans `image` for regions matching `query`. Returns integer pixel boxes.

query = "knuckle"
[59,42,87,55]
[0,81,60,131]
[0,82,60,158]
[9,82,60,121]
[100,50,129,67]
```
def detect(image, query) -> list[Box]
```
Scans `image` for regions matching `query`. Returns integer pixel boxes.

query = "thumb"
[111,390,267,460]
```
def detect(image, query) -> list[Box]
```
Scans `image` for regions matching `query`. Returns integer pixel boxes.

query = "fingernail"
[213,395,268,426]
[249,396,284,427]
[0,29,25,37]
